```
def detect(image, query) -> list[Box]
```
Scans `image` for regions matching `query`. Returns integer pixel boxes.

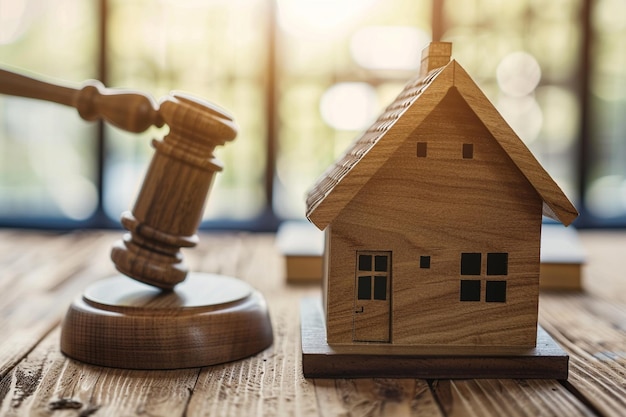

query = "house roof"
[306,46,578,230]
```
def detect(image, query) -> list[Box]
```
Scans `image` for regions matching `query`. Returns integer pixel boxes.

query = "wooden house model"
[303,42,577,377]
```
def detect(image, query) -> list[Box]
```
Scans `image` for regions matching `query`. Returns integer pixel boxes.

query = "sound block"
[301,297,568,379]
[61,273,273,369]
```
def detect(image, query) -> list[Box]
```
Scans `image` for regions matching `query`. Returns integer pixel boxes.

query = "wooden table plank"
[0,230,623,416]
[314,379,442,417]
[432,379,595,417]
[0,232,113,380]
[186,234,322,417]
[187,338,319,417]
[540,295,626,417]
[535,231,626,417]
[0,328,198,417]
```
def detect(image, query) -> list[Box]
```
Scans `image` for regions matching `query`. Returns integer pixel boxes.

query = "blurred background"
[0,0,624,230]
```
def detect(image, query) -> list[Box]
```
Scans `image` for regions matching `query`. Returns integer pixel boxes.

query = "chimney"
[419,42,452,77]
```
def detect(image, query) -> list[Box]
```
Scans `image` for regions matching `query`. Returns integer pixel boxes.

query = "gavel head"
[110,92,237,290]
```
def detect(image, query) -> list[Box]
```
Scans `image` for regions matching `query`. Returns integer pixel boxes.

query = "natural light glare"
[320,82,378,131]
[536,86,578,152]
[52,176,98,220]
[350,26,430,70]
[496,52,542,97]
[103,160,144,220]
[497,95,543,144]
[587,175,626,218]
[276,0,377,38]
[0,0,30,44]
[593,0,626,33]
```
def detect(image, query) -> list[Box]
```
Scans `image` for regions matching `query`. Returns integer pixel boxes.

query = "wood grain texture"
[0,67,163,132]
[60,273,273,369]
[306,43,578,354]
[0,230,623,417]
[313,379,443,417]
[540,295,626,417]
[323,86,543,346]
[537,232,626,417]
[47,86,272,370]
[301,297,568,379]
[1,328,198,416]
[306,57,577,229]
[0,232,113,380]
[431,379,595,417]
[277,221,586,291]
[111,92,237,290]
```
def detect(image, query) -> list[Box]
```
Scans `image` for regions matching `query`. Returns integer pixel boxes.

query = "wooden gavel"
[0,68,237,290]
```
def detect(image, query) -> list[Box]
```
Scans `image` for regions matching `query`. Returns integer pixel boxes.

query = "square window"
[486,280,507,302]
[463,143,474,159]
[374,276,387,300]
[358,255,372,271]
[420,256,431,269]
[460,280,481,301]
[417,142,427,157]
[374,255,388,272]
[461,253,481,275]
[357,276,372,300]
[487,253,508,275]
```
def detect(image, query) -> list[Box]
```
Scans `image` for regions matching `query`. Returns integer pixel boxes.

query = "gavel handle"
[0,67,163,133]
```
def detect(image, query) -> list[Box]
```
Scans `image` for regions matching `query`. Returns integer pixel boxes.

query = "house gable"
[306,60,577,230]
[334,85,545,248]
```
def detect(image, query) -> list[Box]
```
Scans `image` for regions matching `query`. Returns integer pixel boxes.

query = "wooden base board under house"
[300,297,568,380]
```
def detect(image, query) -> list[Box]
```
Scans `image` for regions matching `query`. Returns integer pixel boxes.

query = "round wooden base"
[60,273,273,369]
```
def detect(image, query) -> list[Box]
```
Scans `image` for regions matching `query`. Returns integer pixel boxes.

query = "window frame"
[357,251,391,302]
[0,0,617,230]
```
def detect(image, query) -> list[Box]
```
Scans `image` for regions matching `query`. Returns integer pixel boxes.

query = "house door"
[353,251,391,342]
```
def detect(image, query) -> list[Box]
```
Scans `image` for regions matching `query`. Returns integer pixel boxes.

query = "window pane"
[374,255,388,272]
[461,253,481,275]
[486,280,507,303]
[105,0,268,222]
[374,275,387,300]
[487,253,508,275]
[358,254,372,271]
[460,279,481,301]
[0,0,98,222]
[420,255,431,269]
[358,276,372,300]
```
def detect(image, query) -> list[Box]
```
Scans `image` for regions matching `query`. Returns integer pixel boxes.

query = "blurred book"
[540,223,586,290]
[278,220,585,290]
[277,221,324,283]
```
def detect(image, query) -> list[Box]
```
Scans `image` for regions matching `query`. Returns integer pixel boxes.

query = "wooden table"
[0,229,624,416]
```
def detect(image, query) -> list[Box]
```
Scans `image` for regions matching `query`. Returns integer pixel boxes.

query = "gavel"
[0,68,237,290]
[1,67,272,369]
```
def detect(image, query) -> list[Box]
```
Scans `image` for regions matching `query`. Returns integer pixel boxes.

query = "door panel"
[353,251,391,342]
